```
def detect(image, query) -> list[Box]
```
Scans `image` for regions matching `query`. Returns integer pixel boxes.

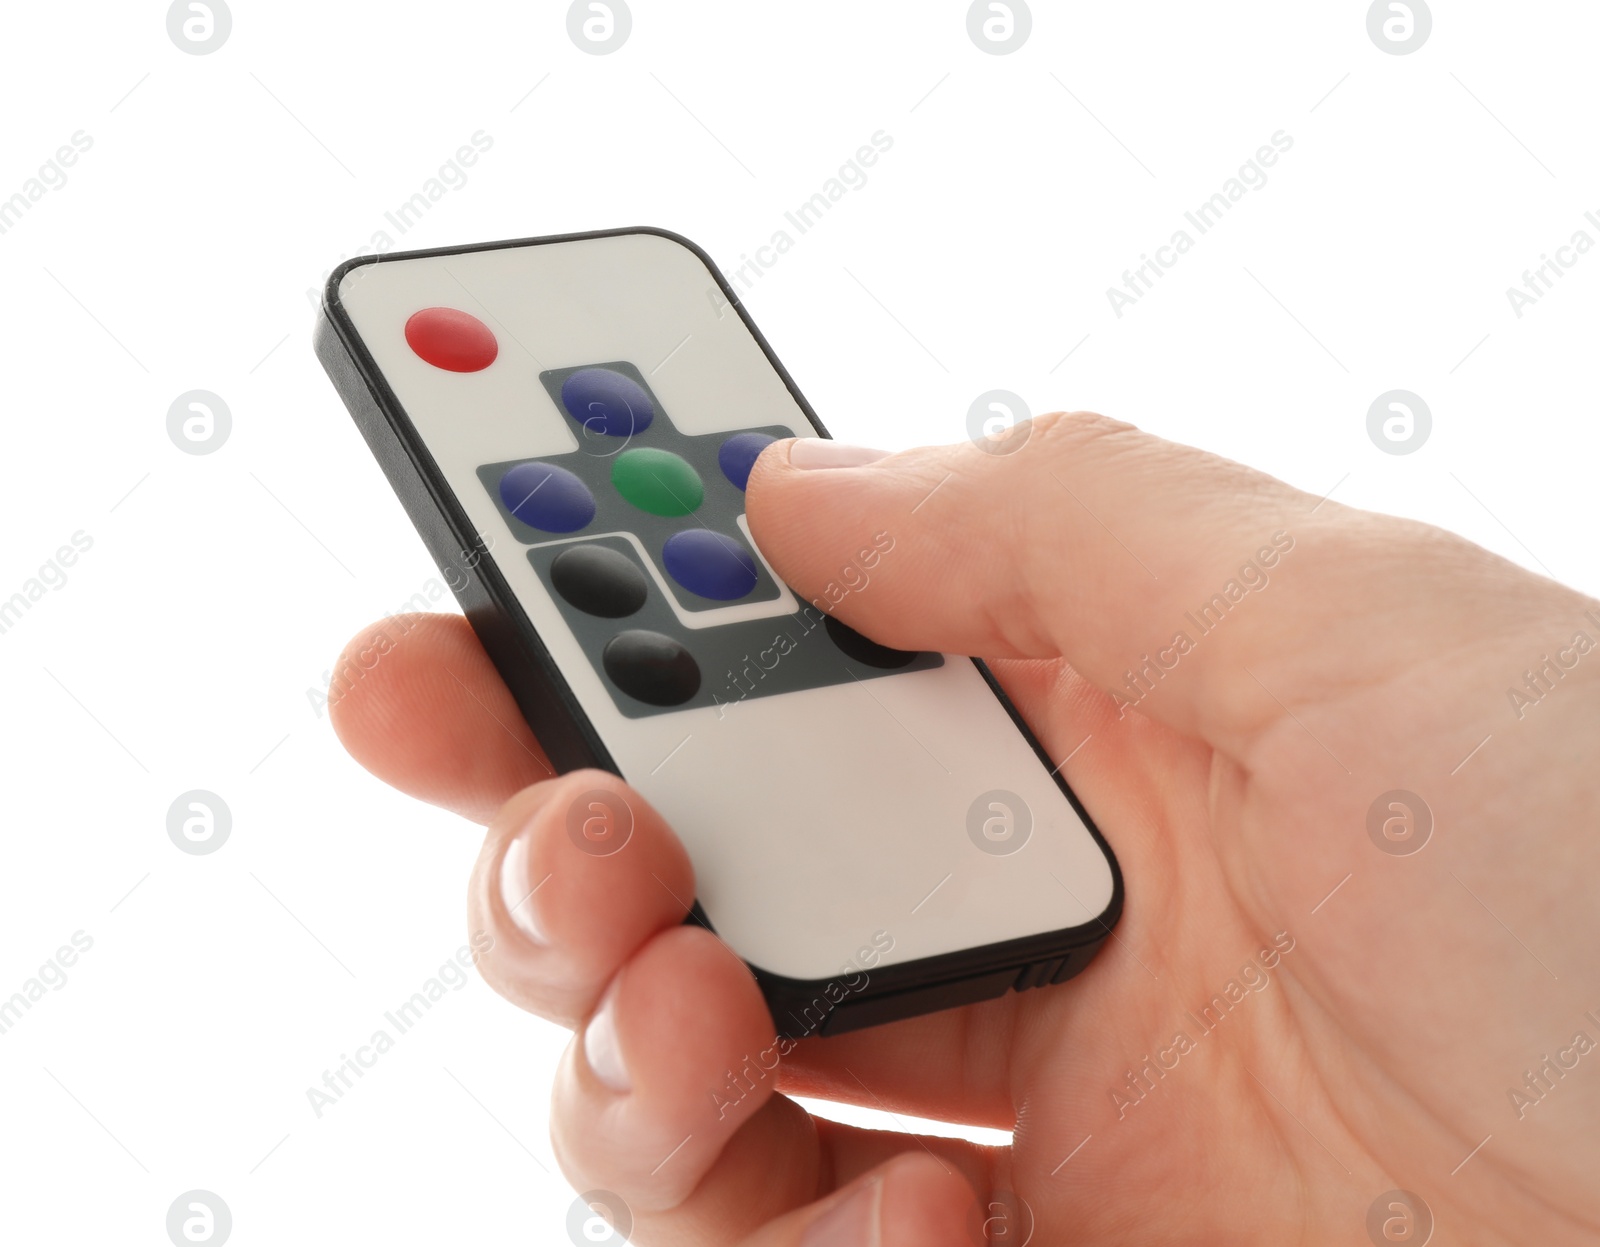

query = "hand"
[331,413,1600,1244]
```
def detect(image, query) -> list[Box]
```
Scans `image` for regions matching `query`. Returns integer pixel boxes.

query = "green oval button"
[611,447,703,517]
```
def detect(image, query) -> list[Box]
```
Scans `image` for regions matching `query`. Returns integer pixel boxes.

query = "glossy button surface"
[717,432,776,491]
[662,529,759,601]
[499,461,595,533]
[560,368,655,437]
[602,630,701,705]
[550,544,649,618]
[404,307,498,372]
[612,448,703,517]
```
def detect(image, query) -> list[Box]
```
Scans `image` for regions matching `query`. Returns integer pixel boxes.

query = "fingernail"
[584,982,632,1093]
[498,834,547,946]
[801,1176,882,1247]
[788,439,891,470]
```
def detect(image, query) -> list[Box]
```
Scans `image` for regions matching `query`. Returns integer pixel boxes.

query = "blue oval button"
[717,432,776,491]
[499,461,595,533]
[662,529,759,601]
[560,368,655,438]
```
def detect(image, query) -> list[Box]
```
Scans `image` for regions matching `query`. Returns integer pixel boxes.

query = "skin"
[331,413,1600,1245]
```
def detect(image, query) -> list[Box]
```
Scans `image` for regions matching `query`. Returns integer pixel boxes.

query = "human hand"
[332,412,1600,1244]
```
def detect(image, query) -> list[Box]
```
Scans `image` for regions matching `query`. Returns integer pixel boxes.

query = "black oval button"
[603,630,702,706]
[825,615,918,669]
[551,544,649,618]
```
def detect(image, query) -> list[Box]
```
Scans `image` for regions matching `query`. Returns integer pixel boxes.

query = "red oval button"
[404,307,498,372]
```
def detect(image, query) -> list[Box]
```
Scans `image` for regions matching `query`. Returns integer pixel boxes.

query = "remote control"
[315,228,1122,1038]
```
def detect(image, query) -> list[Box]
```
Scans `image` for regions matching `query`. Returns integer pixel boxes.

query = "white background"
[1,1,1597,1241]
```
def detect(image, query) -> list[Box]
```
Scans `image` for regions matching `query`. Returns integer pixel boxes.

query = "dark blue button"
[662,529,759,601]
[717,432,776,491]
[499,461,595,533]
[560,368,655,438]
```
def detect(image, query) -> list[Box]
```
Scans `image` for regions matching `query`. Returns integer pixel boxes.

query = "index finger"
[328,612,553,824]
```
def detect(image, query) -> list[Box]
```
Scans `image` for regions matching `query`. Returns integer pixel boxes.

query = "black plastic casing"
[315,227,1123,1039]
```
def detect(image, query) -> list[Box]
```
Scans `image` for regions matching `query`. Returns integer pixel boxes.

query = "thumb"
[745,411,1546,751]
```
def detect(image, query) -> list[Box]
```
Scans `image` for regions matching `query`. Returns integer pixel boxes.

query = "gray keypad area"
[478,361,941,718]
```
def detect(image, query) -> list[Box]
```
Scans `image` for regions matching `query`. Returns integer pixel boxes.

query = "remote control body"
[315,228,1121,1037]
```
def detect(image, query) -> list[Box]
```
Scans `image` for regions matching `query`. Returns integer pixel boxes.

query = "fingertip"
[876,1152,981,1247]
[744,435,928,585]
[325,612,552,823]
[325,612,435,784]
[745,435,797,494]
[613,924,775,1102]
[324,613,409,744]
[552,923,780,1208]
[469,769,695,1026]
[797,1153,977,1247]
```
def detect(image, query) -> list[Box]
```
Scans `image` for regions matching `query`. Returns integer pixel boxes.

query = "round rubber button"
[718,432,776,491]
[662,529,759,601]
[603,630,701,706]
[498,461,595,533]
[550,544,648,618]
[404,307,498,372]
[612,448,703,517]
[825,615,918,668]
[560,368,655,437]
